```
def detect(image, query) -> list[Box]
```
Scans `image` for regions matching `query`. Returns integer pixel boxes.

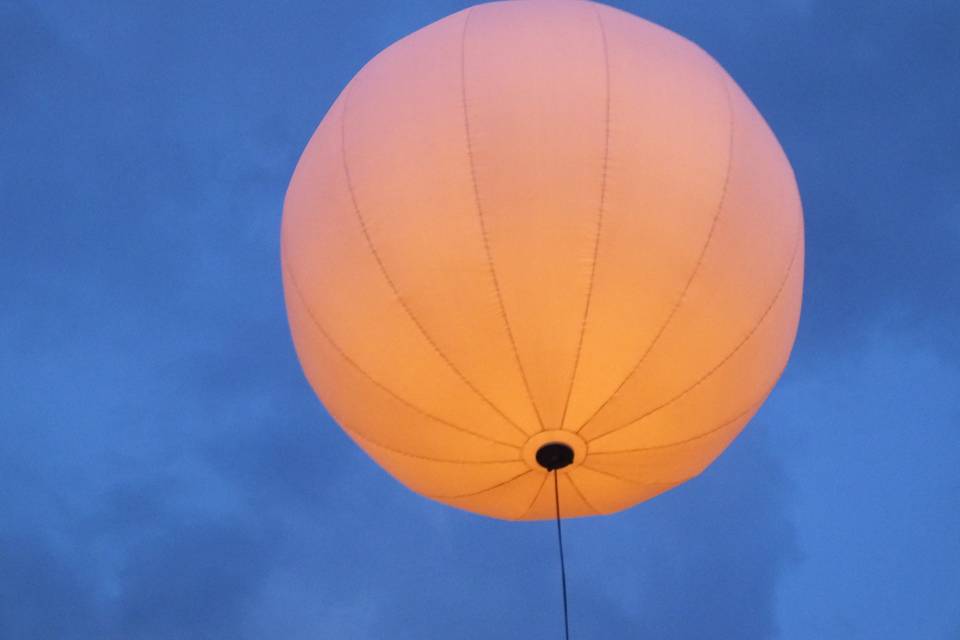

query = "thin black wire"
[554,471,570,640]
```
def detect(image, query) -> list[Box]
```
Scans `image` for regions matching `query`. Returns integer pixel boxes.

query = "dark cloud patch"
[769,341,960,638]
[562,421,798,639]
[115,518,276,639]
[0,533,100,640]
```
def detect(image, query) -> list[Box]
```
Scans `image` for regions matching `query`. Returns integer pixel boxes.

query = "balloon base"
[536,443,574,471]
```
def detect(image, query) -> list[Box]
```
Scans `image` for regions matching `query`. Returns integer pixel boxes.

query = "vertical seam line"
[338,79,533,439]
[460,6,547,432]
[574,65,736,434]
[558,7,611,431]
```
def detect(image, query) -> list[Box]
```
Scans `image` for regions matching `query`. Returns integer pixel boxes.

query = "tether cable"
[553,470,571,640]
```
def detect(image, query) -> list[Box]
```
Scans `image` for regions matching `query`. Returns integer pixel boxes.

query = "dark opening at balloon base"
[536,443,574,471]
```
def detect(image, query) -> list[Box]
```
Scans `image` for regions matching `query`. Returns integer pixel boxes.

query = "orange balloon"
[282,0,803,520]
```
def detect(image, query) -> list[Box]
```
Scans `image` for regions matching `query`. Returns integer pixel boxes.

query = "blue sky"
[2,0,958,638]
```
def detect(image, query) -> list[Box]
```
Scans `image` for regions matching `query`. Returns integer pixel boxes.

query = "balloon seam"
[282,258,524,450]
[566,471,601,515]
[586,230,802,443]
[573,61,737,434]
[558,7,611,432]
[517,472,551,519]
[338,79,534,439]
[577,464,683,489]
[341,421,522,464]
[587,388,769,454]
[426,470,534,500]
[460,5,547,432]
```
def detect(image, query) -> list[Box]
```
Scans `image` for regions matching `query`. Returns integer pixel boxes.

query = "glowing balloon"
[282,0,803,520]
